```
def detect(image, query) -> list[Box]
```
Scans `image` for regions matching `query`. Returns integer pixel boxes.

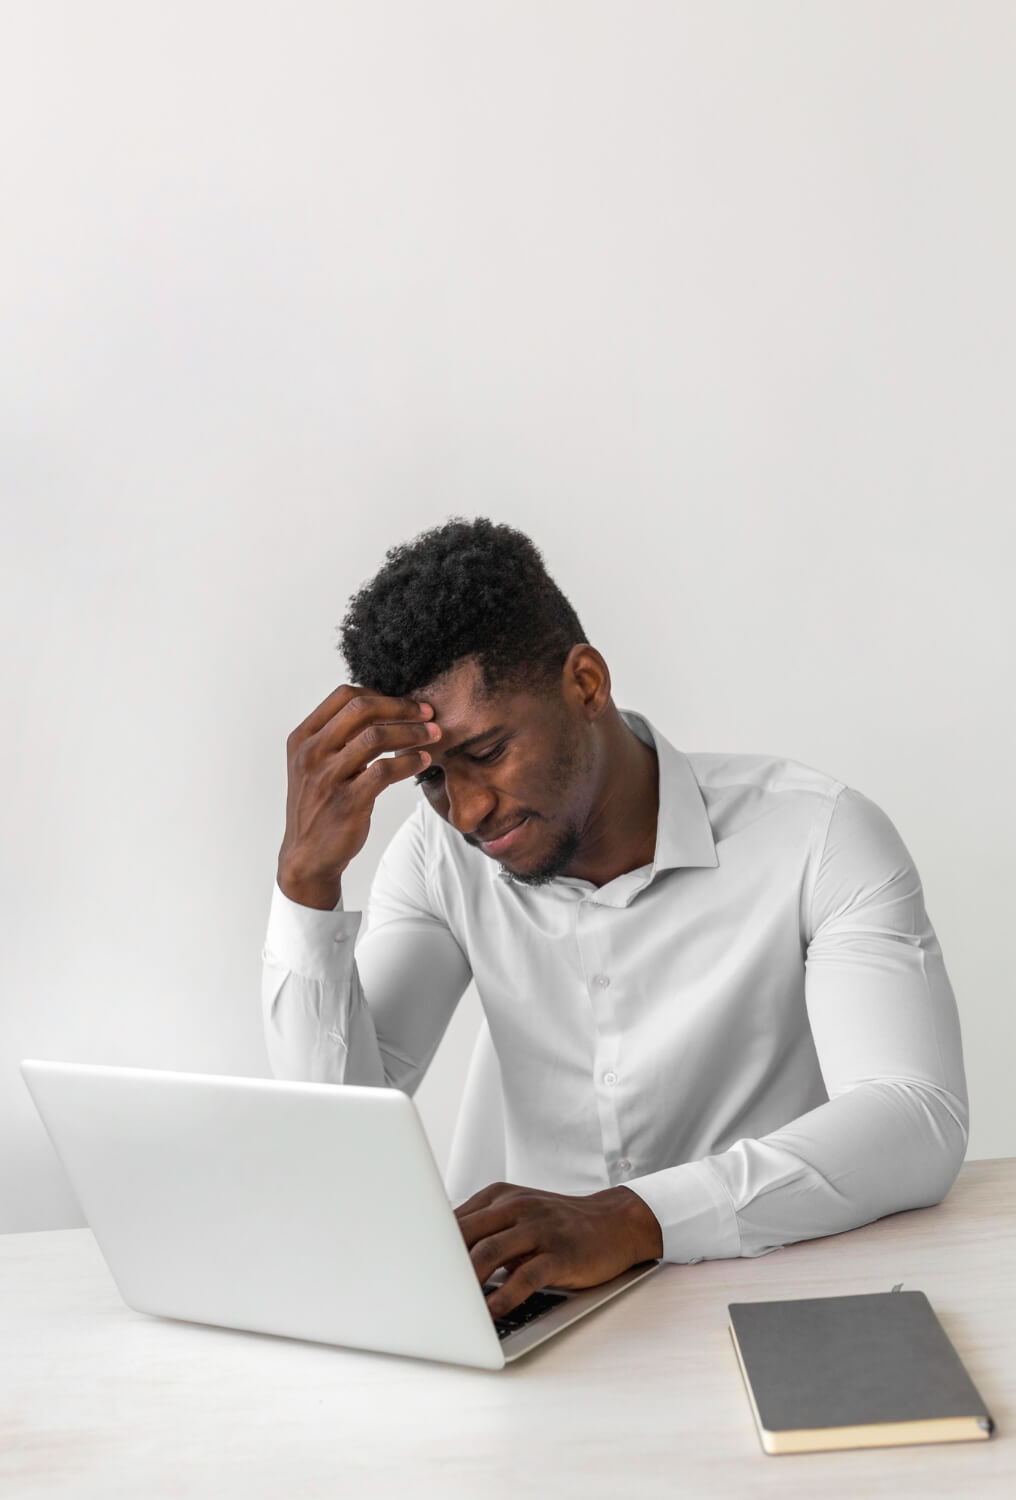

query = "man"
[262,516,968,1323]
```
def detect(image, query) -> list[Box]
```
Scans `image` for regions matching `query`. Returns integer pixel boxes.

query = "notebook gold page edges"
[729,1321,993,1454]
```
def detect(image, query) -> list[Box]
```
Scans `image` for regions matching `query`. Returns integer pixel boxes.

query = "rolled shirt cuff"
[624,1157,743,1264]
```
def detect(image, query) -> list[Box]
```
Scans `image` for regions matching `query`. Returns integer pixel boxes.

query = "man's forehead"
[409,657,504,716]
[407,670,543,751]
[408,683,513,725]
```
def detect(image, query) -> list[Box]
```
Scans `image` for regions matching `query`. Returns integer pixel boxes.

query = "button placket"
[575,904,624,1176]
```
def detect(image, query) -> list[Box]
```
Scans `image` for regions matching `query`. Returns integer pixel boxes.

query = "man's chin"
[493,821,583,888]
[500,849,564,889]
[502,866,557,888]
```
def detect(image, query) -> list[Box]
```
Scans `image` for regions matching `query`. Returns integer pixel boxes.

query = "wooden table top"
[2,1157,1013,1498]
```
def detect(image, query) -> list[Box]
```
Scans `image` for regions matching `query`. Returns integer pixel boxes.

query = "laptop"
[19,1059,662,1370]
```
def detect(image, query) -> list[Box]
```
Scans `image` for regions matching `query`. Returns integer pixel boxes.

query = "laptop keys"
[482,1284,569,1340]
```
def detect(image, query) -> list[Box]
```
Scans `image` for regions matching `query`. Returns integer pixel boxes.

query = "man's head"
[338,517,621,887]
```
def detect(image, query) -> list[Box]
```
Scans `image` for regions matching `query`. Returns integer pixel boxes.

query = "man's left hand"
[453,1181,664,1320]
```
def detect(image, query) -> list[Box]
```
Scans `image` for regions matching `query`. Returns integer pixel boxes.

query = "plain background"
[2,1,1013,1233]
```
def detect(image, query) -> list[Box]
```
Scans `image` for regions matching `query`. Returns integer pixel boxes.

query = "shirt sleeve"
[624,786,970,1264]
[261,805,473,1092]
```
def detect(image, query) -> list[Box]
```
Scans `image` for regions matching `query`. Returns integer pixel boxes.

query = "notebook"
[728,1288,995,1455]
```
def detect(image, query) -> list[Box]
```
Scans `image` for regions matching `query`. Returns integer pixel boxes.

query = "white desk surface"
[2,1158,1013,1499]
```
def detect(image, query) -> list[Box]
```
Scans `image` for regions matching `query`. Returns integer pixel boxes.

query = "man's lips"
[479,816,530,855]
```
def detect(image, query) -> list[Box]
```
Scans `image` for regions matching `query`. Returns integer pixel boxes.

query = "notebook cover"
[727,1290,995,1455]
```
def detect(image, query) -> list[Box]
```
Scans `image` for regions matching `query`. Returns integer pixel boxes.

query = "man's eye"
[414,741,507,787]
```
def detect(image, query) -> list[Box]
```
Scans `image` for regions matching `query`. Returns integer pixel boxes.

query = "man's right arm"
[261,682,469,1089]
[261,879,378,1085]
[261,804,472,1090]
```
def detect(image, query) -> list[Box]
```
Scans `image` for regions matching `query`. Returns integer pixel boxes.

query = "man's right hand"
[276,685,442,910]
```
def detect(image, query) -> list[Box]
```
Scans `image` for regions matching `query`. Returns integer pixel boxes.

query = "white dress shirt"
[261,708,969,1265]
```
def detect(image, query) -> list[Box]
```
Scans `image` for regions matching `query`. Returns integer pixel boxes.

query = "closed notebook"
[728,1289,995,1455]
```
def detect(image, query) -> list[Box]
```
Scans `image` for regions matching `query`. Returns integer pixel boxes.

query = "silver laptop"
[20,1059,661,1370]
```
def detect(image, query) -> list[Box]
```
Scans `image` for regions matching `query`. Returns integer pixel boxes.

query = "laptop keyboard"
[482,1284,568,1341]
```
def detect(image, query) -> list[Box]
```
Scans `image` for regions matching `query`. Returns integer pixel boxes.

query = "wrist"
[277,852,346,911]
[605,1184,664,1262]
[276,867,343,911]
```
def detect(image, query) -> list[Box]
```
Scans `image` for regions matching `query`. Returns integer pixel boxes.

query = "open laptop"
[20,1059,662,1370]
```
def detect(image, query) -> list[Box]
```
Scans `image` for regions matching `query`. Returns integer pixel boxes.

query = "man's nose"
[444,776,497,840]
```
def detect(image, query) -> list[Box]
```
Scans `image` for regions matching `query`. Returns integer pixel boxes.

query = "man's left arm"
[623,783,969,1264]
[459,786,969,1316]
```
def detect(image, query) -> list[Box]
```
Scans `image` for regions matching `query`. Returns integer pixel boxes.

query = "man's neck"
[561,717,660,887]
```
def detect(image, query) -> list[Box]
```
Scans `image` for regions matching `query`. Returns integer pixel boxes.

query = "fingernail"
[418,702,434,717]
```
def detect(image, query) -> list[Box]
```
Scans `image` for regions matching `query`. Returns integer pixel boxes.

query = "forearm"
[261,895,388,1087]
[260,836,473,1093]
[262,967,390,1086]
[625,1076,969,1264]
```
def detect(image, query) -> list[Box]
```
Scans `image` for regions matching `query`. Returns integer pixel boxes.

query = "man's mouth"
[480,817,530,855]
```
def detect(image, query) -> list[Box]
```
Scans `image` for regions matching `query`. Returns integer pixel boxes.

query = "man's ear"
[562,644,611,721]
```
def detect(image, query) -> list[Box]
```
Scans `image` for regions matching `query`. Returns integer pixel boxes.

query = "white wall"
[3,1,1014,1232]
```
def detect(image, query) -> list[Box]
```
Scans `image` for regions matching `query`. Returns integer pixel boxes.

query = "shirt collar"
[617,707,718,875]
[495,706,718,896]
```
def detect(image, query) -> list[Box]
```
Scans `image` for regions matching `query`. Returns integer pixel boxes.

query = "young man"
[262,517,968,1322]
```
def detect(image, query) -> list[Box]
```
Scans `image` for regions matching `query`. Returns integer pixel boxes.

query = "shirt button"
[618,1159,631,1172]
[603,1071,618,1086]
[593,974,611,988]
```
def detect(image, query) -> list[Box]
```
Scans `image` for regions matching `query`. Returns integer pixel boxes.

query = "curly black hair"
[338,517,588,701]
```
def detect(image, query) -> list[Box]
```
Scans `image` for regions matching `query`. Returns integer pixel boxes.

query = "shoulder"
[685,748,846,803]
[682,753,916,925]
[682,748,847,848]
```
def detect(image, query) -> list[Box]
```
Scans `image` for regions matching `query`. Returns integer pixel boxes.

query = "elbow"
[918,1133,966,1209]
[932,1126,968,1206]
[894,1079,968,1209]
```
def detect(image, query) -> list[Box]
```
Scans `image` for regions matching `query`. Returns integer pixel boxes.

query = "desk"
[2,1158,1012,1499]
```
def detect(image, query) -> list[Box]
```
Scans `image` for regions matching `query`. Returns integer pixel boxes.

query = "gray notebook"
[728,1288,995,1455]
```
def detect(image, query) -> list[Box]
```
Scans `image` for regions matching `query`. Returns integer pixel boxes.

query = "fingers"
[288,683,361,742]
[355,742,435,792]
[456,1182,628,1319]
[279,686,439,897]
[316,694,435,756]
[453,1182,506,1219]
[345,720,442,781]
[493,1252,528,1282]
[456,1200,517,1247]
[468,1224,539,1289]
[454,1183,527,1248]
[290,685,433,752]
[455,1186,558,1316]
[485,1255,557,1321]
[288,692,443,794]
[317,704,440,779]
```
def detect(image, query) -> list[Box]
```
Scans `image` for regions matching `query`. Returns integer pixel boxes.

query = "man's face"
[409,655,600,888]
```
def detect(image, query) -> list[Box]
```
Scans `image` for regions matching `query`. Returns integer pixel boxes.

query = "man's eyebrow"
[438,724,509,761]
